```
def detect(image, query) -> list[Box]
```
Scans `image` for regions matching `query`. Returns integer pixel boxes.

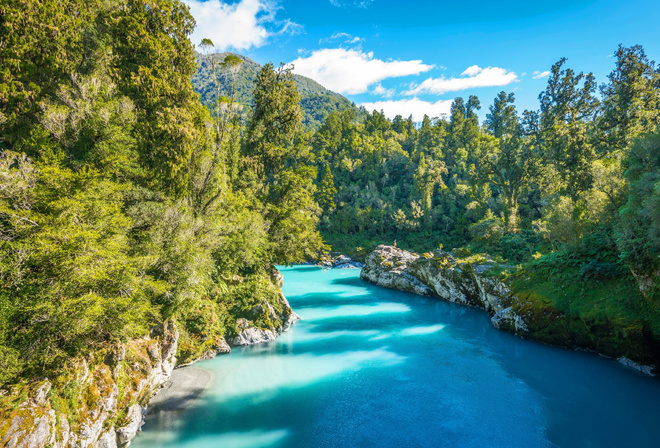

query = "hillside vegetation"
[1,0,659,402]
[192,51,366,131]
[0,0,325,390]
[301,47,660,357]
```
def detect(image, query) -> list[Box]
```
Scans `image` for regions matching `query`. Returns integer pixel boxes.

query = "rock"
[283,311,301,332]
[33,381,51,407]
[78,414,107,448]
[158,321,179,385]
[0,267,304,445]
[215,337,231,354]
[229,327,277,346]
[95,430,118,448]
[361,245,514,313]
[334,263,359,269]
[618,357,655,376]
[361,245,659,375]
[1,409,54,448]
[333,255,352,266]
[490,307,528,332]
[0,321,182,448]
[116,404,144,447]
[361,245,524,331]
[270,267,284,288]
[102,384,119,414]
[360,246,433,296]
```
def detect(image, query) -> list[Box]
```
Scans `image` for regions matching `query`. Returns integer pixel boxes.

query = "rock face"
[361,245,657,375]
[316,253,364,269]
[0,322,179,448]
[229,289,300,347]
[361,245,514,318]
[1,269,301,447]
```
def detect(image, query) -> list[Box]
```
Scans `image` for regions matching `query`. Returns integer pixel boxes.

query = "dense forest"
[303,45,660,350]
[1,0,659,398]
[0,0,325,388]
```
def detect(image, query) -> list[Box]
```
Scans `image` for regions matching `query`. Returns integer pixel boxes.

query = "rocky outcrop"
[316,253,364,269]
[361,245,658,375]
[361,246,515,316]
[229,288,300,347]
[1,268,301,447]
[230,319,278,346]
[0,322,179,448]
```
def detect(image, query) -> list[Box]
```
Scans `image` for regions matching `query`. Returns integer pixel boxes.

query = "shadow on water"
[329,275,366,287]
[135,265,660,448]
[277,265,322,273]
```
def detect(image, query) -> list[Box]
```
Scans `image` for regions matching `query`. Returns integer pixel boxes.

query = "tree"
[597,45,660,157]
[413,153,447,229]
[538,57,599,197]
[318,165,338,212]
[244,63,303,180]
[482,92,534,231]
[0,0,102,152]
[266,166,325,264]
[616,128,660,299]
[111,0,202,195]
[192,41,244,216]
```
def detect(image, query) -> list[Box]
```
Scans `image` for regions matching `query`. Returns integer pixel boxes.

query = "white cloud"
[320,32,364,45]
[290,48,434,95]
[184,0,301,51]
[406,65,518,95]
[533,70,551,79]
[330,0,374,7]
[462,65,482,76]
[372,83,395,98]
[359,98,454,122]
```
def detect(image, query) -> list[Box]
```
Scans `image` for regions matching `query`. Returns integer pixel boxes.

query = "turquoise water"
[133,266,660,448]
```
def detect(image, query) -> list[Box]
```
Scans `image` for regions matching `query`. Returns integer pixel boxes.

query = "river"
[132,266,660,448]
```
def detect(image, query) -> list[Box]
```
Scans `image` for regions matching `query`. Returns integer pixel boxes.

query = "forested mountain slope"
[305,46,660,369]
[192,51,366,131]
[1,0,659,444]
[0,0,324,444]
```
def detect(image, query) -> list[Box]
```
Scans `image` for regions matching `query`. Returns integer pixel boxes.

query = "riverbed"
[132,266,660,448]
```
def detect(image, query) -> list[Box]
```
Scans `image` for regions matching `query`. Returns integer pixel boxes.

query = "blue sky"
[183,0,660,121]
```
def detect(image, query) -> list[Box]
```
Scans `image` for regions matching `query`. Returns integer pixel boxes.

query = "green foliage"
[245,63,303,179]
[111,0,202,195]
[0,0,658,389]
[191,52,366,132]
[318,165,338,212]
[0,347,22,386]
[266,166,326,265]
[0,0,327,389]
[616,128,660,299]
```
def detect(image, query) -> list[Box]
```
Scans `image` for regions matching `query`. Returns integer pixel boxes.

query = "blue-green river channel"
[132,266,660,448]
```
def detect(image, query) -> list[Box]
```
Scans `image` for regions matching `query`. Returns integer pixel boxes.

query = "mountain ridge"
[192,52,367,130]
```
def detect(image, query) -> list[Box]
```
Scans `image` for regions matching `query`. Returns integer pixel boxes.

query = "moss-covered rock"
[0,322,178,448]
[361,245,658,375]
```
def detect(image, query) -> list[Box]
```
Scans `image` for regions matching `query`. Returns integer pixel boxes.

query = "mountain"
[191,52,366,131]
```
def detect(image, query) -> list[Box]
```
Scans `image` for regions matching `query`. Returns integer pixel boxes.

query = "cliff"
[361,245,658,375]
[0,273,298,448]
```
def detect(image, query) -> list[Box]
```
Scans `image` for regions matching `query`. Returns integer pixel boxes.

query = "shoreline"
[147,367,212,413]
[360,244,658,376]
